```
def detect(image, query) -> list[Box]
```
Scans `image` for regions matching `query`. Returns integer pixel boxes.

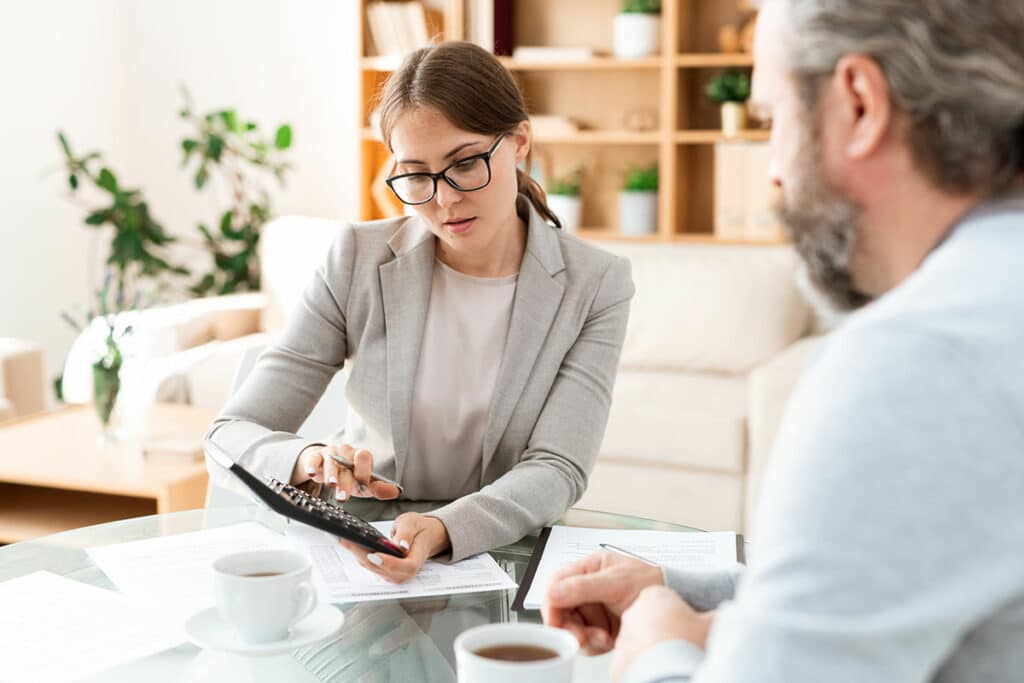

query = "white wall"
[0,0,361,398]
[0,1,119,395]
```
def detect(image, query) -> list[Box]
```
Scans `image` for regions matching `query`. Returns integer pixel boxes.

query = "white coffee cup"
[454,623,579,683]
[212,549,316,643]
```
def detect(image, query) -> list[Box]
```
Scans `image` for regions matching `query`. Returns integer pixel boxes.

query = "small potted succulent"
[706,69,752,137]
[619,164,659,236]
[614,0,662,59]
[546,168,584,232]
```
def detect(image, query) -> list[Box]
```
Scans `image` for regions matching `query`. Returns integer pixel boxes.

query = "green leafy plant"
[178,86,294,296]
[623,164,659,192]
[705,69,752,104]
[57,133,190,300]
[621,0,661,13]
[547,168,583,196]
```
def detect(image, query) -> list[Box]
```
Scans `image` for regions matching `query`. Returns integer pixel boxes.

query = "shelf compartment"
[0,483,155,544]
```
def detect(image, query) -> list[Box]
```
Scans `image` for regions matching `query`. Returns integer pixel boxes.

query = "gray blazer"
[206,198,634,561]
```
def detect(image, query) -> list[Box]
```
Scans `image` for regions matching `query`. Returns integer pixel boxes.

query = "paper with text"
[0,571,182,682]
[523,526,738,609]
[286,522,517,604]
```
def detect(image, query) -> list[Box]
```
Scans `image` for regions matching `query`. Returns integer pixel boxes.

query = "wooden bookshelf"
[357,0,781,244]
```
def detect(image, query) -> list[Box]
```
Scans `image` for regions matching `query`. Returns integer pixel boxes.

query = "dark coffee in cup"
[474,644,559,662]
[242,572,284,578]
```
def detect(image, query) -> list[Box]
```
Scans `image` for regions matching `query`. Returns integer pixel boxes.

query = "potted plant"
[619,164,659,236]
[546,168,583,232]
[614,0,661,59]
[706,69,752,137]
[61,274,135,443]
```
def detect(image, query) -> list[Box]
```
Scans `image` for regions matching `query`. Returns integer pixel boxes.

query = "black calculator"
[226,460,407,558]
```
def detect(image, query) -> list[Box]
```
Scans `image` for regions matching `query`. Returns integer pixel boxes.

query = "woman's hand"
[338,512,451,583]
[290,444,400,501]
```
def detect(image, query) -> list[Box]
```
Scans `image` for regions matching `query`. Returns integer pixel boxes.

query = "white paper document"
[286,522,518,604]
[522,526,739,609]
[0,571,182,682]
[86,521,293,622]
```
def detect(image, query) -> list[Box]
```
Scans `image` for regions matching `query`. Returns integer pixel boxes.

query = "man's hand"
[611,586,714,682]
[338,512,450,583]
[542,552,664,654]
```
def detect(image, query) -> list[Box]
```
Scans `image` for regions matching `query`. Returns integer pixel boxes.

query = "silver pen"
[598,543,660,567]
[327,452,404,494]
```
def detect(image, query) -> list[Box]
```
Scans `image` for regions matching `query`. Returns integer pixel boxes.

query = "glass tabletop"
[0,505,699,683]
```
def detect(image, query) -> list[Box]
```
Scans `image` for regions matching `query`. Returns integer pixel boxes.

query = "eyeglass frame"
[385,134,507,206]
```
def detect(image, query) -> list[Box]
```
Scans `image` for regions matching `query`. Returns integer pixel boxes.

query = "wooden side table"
[0,403,216,544]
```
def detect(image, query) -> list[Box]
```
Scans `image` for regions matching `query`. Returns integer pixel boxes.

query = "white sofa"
[0,338,46,422]
[63,217,819,537]
[578,242,819,534]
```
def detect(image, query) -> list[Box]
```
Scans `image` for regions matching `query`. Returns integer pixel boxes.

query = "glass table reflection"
[0,504,699,682]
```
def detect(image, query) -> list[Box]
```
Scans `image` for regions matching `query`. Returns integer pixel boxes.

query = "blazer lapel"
[481,204,566,475]
[380,218,435,482]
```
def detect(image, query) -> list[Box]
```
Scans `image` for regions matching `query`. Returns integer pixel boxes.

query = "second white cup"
[454,622,579,683]
[212,549,316,644]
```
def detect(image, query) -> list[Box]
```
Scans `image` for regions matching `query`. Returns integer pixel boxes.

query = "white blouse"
[403,259,518,500]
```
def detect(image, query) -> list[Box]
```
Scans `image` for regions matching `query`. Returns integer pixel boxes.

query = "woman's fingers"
[292,447,324,485]
[352,449,373,496]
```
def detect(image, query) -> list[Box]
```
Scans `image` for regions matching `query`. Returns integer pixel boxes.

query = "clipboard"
[510,527,746,612]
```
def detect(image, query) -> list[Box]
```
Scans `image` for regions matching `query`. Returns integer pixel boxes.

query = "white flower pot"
[721,102,748,138]
[613,13,661,59]
[619,190,658,235]
[547,194,583,232]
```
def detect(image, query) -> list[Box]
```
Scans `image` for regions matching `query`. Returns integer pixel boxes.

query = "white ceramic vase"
[613,13,661,59]
[619,190,658,235]
[547,194,583,232]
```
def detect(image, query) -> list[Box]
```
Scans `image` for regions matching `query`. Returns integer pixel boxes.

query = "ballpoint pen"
[598,543,661,567]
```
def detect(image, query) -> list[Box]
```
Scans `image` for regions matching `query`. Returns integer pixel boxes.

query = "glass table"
[0,505,699,682]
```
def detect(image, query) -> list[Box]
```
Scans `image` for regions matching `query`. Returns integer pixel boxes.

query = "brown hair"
[376,41,562,228]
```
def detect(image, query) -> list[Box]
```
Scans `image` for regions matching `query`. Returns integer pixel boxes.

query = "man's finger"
[547,552,607,589]
[547,571,620,609]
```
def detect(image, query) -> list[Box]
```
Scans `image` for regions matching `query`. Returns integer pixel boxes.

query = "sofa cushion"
[601,369,747,474]
[595,242,812,374]
[578,461,744,532]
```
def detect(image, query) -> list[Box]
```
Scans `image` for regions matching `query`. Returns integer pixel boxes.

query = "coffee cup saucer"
[184,604,345,656]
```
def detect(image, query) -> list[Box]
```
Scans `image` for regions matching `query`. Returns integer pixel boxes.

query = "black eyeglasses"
[385,135,506,205]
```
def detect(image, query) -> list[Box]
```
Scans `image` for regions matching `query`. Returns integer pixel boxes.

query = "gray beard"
[773,123,874,312]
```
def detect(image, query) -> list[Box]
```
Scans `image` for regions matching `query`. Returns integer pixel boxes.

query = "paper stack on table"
[518,526,740,610]
[286,522,518,604]
[86,521,294,623]
[0,571,183,682]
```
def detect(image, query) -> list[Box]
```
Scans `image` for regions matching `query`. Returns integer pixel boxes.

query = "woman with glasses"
[206,41,635,582]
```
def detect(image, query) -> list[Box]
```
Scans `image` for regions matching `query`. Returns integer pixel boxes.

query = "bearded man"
[543,1,1024,681]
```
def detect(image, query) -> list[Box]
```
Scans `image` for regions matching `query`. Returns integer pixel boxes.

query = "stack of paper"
[86,521,295,623]
[518,526,740,610]
[0,572,183,682]
[286,522,517,604]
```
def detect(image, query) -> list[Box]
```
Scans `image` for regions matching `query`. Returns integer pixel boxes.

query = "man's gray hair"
[781,0,1024,194]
